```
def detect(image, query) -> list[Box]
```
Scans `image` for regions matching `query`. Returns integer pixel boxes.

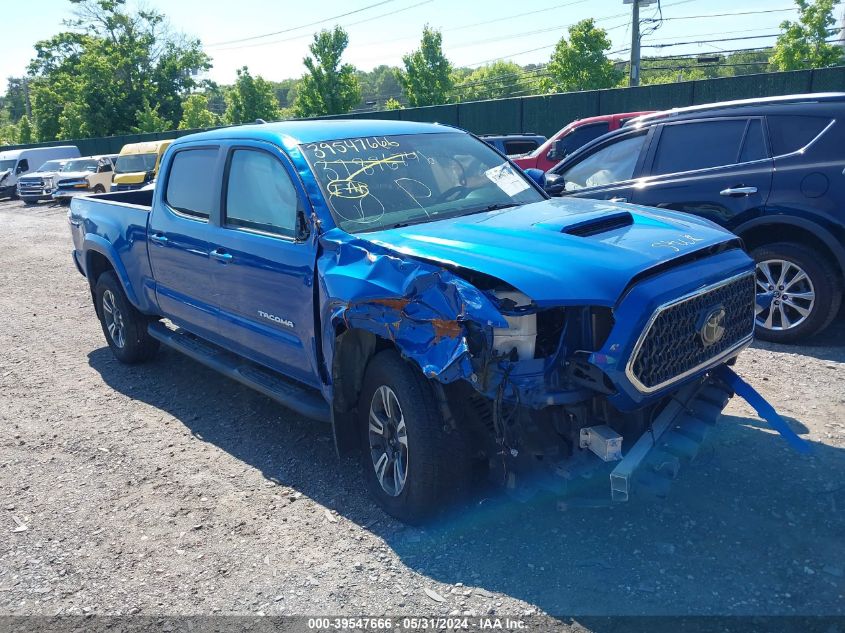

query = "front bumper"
[111,183,145,192]
[53,188,91,200]
[19,192,55,202]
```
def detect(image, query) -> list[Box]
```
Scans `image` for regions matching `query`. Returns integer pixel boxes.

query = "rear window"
[652,119,747,175]
[503,140,539,155]
[766,115,830,156]
[165,148,218,219]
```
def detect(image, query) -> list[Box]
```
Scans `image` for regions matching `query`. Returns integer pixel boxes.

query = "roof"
[119,140,173,154]
[629,92,845,126]
[174,119,461,147]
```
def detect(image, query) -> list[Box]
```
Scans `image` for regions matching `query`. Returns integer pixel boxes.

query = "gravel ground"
[0,197,844,626]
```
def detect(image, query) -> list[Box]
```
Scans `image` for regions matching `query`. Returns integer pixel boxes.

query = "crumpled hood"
[20,170,61,180]
[361,197,741,307]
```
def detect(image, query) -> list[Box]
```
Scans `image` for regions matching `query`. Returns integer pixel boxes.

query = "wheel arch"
[734,216,845,282]
[82,238,143,309]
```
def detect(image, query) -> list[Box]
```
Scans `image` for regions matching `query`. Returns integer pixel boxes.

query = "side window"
[98,159,113,173]
[17,159,29,173]
[766,115,830,156]
[504,140,539,155]
[560,133,647,191]
[224,149,298,237]
[561,123,610,155]
[652,120,747,175]
[739,119,768,163]
[165,148,218,219]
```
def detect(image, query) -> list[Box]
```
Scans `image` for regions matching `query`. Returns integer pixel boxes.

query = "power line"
[211,1,433,52]
[658,7,796,21]
[207,0,397,47]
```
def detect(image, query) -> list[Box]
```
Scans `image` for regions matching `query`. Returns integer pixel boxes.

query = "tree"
[384,97,403,110]
[543,19,621,93]
[133,98,169,133]
[17,115,33,143]
[398,26,453,107]
[225,67,281,124]
[770,0,843,70]
[294,27,361,117]
[4,78,28,122]
[179,93,217,129]
[26,0,209,140]
[455,61,538,101]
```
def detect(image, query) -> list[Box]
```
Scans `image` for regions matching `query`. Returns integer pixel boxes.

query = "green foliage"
[543,19,621,93]
[384,97,403,110]
[399,26,453,107]
[770,0,843,70]
[133,98,169,133]
[454,61,538,101]
[224,67,281,124]
[17,115,33,143]
[26,0,209,141]
[294,27,361,117]
[179,93,217,130]
[3,78,29,122]
[271,78,300,108]
[358,65,403,104]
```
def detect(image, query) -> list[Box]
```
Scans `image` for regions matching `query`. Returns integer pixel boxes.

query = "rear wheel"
[93,184,105,194]
[751,242,842,343]
[358,350,470,524]
[94,271,159,363]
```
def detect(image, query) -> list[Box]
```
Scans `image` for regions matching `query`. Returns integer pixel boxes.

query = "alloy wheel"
[755,259,816,332]
[368,385,409,497]
[102,289,126,348]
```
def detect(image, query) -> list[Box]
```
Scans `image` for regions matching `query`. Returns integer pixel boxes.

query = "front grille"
[18,178,43,191]
[628,273,755,392]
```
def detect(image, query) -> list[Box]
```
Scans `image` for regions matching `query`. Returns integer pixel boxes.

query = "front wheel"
[358,350,470,524]
[94,271,160,363]
[751,242,842,343]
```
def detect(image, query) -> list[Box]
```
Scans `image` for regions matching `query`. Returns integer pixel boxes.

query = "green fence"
[3,67,844,155]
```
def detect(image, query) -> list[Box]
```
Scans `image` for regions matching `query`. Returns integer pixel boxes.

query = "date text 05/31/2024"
[306,617,528,630]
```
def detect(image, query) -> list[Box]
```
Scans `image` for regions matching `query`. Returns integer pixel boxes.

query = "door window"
[560,123,610,155]
[652,120,747,175]
[224,149,298,237]
[738,119,768,163]
[16,159,29,173]
[165,148,218,219]
[559,133,647,191]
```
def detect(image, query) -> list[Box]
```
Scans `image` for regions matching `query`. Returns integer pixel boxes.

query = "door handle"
[719,186,757,197]
[210,248,233,263]
[150,233,168,245]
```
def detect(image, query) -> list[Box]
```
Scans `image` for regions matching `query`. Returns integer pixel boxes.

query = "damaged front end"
[318,228,798,503]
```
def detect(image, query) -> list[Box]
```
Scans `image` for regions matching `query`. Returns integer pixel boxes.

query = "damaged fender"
[317,228,508,391]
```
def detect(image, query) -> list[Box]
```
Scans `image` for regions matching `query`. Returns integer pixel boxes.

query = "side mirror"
[547,139,567,162]
[522,168,545,187]
[543,173,566,196]
[15,164,26,174]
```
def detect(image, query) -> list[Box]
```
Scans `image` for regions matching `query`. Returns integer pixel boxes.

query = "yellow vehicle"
[112,140,172,191]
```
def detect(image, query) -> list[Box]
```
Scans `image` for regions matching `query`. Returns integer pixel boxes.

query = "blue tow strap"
[717,366,812,454]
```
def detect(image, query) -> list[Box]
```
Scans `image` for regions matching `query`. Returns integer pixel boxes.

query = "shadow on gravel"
[88,346,845,619]
[751,315,845,363]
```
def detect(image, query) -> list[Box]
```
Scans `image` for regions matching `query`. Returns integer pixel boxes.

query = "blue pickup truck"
[69,120,761,522]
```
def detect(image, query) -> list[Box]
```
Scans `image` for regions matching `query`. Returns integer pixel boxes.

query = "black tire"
[22,199,37,206]
[358,350,470,524]
[751,242,842,343]
[94,271,160,363]
[93,185,105,194]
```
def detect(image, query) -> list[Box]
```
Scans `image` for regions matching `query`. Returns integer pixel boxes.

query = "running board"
[147,322,331,423]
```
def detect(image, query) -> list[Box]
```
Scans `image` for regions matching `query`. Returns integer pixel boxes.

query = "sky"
[2,0,840,88]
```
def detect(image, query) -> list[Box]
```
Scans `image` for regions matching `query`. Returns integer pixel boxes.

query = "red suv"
[512,111,653,172]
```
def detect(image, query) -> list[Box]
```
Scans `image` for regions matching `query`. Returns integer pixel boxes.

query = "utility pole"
[629,0,641,87]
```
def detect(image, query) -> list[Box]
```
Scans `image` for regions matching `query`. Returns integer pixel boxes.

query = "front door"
[208,142,318,387]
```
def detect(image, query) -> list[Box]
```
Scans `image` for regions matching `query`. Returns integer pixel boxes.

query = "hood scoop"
[536,211,634,237]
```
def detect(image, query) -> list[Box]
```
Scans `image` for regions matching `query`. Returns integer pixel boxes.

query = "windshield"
[36,160,65,172]
[115,153,156,174]
[300,133,544,233]
[0,160,16,172]
[63,159,98,173]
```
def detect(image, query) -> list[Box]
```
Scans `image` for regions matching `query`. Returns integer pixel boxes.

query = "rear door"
[147,145,222,336]
[631,117,773,228]
[208,141,319,387]
[554,129,653,202]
